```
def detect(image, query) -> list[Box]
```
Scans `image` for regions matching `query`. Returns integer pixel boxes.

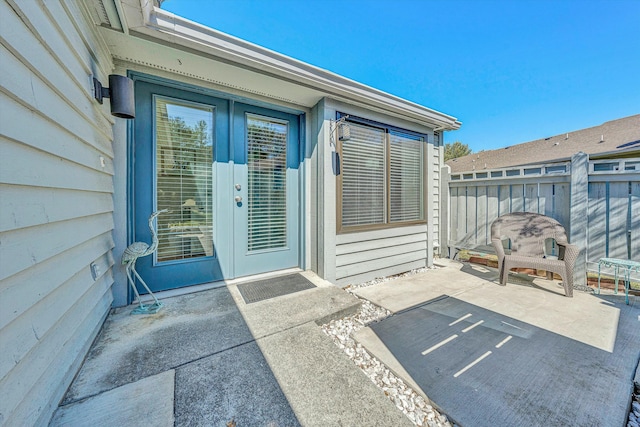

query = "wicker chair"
[490,212,579,297]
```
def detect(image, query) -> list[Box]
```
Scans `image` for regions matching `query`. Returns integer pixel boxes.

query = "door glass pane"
[155,97,214,262]
[341,123,386,226]
[390,132,424,222]
[247,115,288,251]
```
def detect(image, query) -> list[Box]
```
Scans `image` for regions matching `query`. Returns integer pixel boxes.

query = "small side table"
[597,258,640,305]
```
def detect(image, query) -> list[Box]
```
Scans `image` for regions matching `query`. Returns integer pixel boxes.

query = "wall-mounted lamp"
[93,75,135,119]
[337,121,351,141]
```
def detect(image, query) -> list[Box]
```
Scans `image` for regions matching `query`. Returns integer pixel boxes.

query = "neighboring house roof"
[93,0,461,131]
[447,114,640,173]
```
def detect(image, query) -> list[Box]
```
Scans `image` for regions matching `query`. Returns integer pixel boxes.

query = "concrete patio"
[353,258,640,426]
[50,260,639,426]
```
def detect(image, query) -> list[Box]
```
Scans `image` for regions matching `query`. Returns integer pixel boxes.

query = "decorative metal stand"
[122,209,169,314]
[597,257,640,305]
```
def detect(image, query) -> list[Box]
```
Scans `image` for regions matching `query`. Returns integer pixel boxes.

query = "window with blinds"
[390,132,424,222]
[155,97,214,262]
[340,123,386,226]
[247,115,288,252]
[338,116,427,231]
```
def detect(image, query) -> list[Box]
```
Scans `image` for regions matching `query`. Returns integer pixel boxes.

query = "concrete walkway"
[50,271,412,427]
[50,261,639,426]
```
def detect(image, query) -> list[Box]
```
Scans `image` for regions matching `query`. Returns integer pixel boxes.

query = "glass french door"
[131,81,300,294]
[232,104,300,278]
[132,82,228,292]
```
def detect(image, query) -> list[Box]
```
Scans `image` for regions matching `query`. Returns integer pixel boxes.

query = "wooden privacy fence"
[441,152,640,284]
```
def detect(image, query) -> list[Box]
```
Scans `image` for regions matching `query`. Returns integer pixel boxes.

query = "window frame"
[336,113,429,234]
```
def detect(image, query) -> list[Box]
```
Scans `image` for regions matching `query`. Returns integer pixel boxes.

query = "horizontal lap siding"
[335,225,428,285]
[0,1,115,425]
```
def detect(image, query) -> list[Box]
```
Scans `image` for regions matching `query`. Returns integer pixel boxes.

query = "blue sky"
[161,0,640,152]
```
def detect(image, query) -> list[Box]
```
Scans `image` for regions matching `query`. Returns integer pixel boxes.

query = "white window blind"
[390,132,424,222]
[338,117,427,230]
[155,97,214,262]
[247,116,288,251]
[341,123,386,226]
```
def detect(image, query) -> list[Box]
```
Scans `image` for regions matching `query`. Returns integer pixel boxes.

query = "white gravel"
[322,266,452,427]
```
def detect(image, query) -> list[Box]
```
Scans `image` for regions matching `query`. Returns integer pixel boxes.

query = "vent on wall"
[87,0,123,31]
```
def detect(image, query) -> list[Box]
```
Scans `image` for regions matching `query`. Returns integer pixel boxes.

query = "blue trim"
[126,71,305,291]
[125,72,137,303]
[298,113,306,270]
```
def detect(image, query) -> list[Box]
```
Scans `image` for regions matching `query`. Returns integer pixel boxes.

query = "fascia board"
[119,1,461,130]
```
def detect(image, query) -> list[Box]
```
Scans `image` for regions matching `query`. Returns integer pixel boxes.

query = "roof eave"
[117,0,461,130]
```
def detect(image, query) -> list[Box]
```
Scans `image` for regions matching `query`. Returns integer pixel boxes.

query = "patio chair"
[490,212,579,297]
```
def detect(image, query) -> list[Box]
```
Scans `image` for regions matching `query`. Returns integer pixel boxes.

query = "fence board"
[477,186,488,245]
[525,183,538,213]
[456,187,466,243]
[587,183,607,262]
[486,186,499,240]
[499,185,510,215]
[608,182,629,259]
[511,184,524,212]
[450,187,459,242]
[466,186,477,246]
[631,182,640,260]
[555,183,571,229]
[539,183,553,217]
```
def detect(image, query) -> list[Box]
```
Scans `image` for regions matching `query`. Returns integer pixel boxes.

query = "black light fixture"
[93,75,135,119]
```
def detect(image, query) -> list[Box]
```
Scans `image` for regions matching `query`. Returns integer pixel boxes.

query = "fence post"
[569,152,589,289]
[440,164,451,258]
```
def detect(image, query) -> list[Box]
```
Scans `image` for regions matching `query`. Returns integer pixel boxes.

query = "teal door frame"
[128,72,305,297]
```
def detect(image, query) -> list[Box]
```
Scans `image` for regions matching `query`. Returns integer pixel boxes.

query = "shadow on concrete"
[371,294,639,427]
[55,286,300,426]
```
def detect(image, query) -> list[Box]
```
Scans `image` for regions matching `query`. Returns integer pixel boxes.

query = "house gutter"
[121,0,461,131]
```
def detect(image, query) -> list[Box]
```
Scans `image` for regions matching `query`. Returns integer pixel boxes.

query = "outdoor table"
[597,258,640,305]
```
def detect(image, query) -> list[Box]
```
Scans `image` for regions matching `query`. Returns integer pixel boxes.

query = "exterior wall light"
[93,75,135,119]
[338,121,351,141]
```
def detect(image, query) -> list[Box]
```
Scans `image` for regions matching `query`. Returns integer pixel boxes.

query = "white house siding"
[319,99,436,286]
[0,1,115,425]
[335,225,429,286]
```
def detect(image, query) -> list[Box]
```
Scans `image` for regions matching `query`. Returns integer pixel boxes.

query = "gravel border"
[321,266,452,427]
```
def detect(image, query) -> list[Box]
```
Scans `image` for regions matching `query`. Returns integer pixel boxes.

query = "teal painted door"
[131,80,300,294]
[231,104,300,277]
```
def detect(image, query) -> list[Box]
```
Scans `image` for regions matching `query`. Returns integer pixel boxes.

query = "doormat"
[237,274,316,304]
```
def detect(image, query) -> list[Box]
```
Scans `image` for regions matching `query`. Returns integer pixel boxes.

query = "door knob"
[235,184,241,190]
[234,196,242,203]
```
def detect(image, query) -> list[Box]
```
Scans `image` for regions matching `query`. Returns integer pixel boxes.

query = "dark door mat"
[371,295,640,427]
[237,273,316,304]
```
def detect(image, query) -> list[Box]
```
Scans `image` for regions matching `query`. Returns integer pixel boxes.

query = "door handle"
[234,196,242,203]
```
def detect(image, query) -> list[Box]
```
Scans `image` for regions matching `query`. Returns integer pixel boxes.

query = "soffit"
[100,29,325,108]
